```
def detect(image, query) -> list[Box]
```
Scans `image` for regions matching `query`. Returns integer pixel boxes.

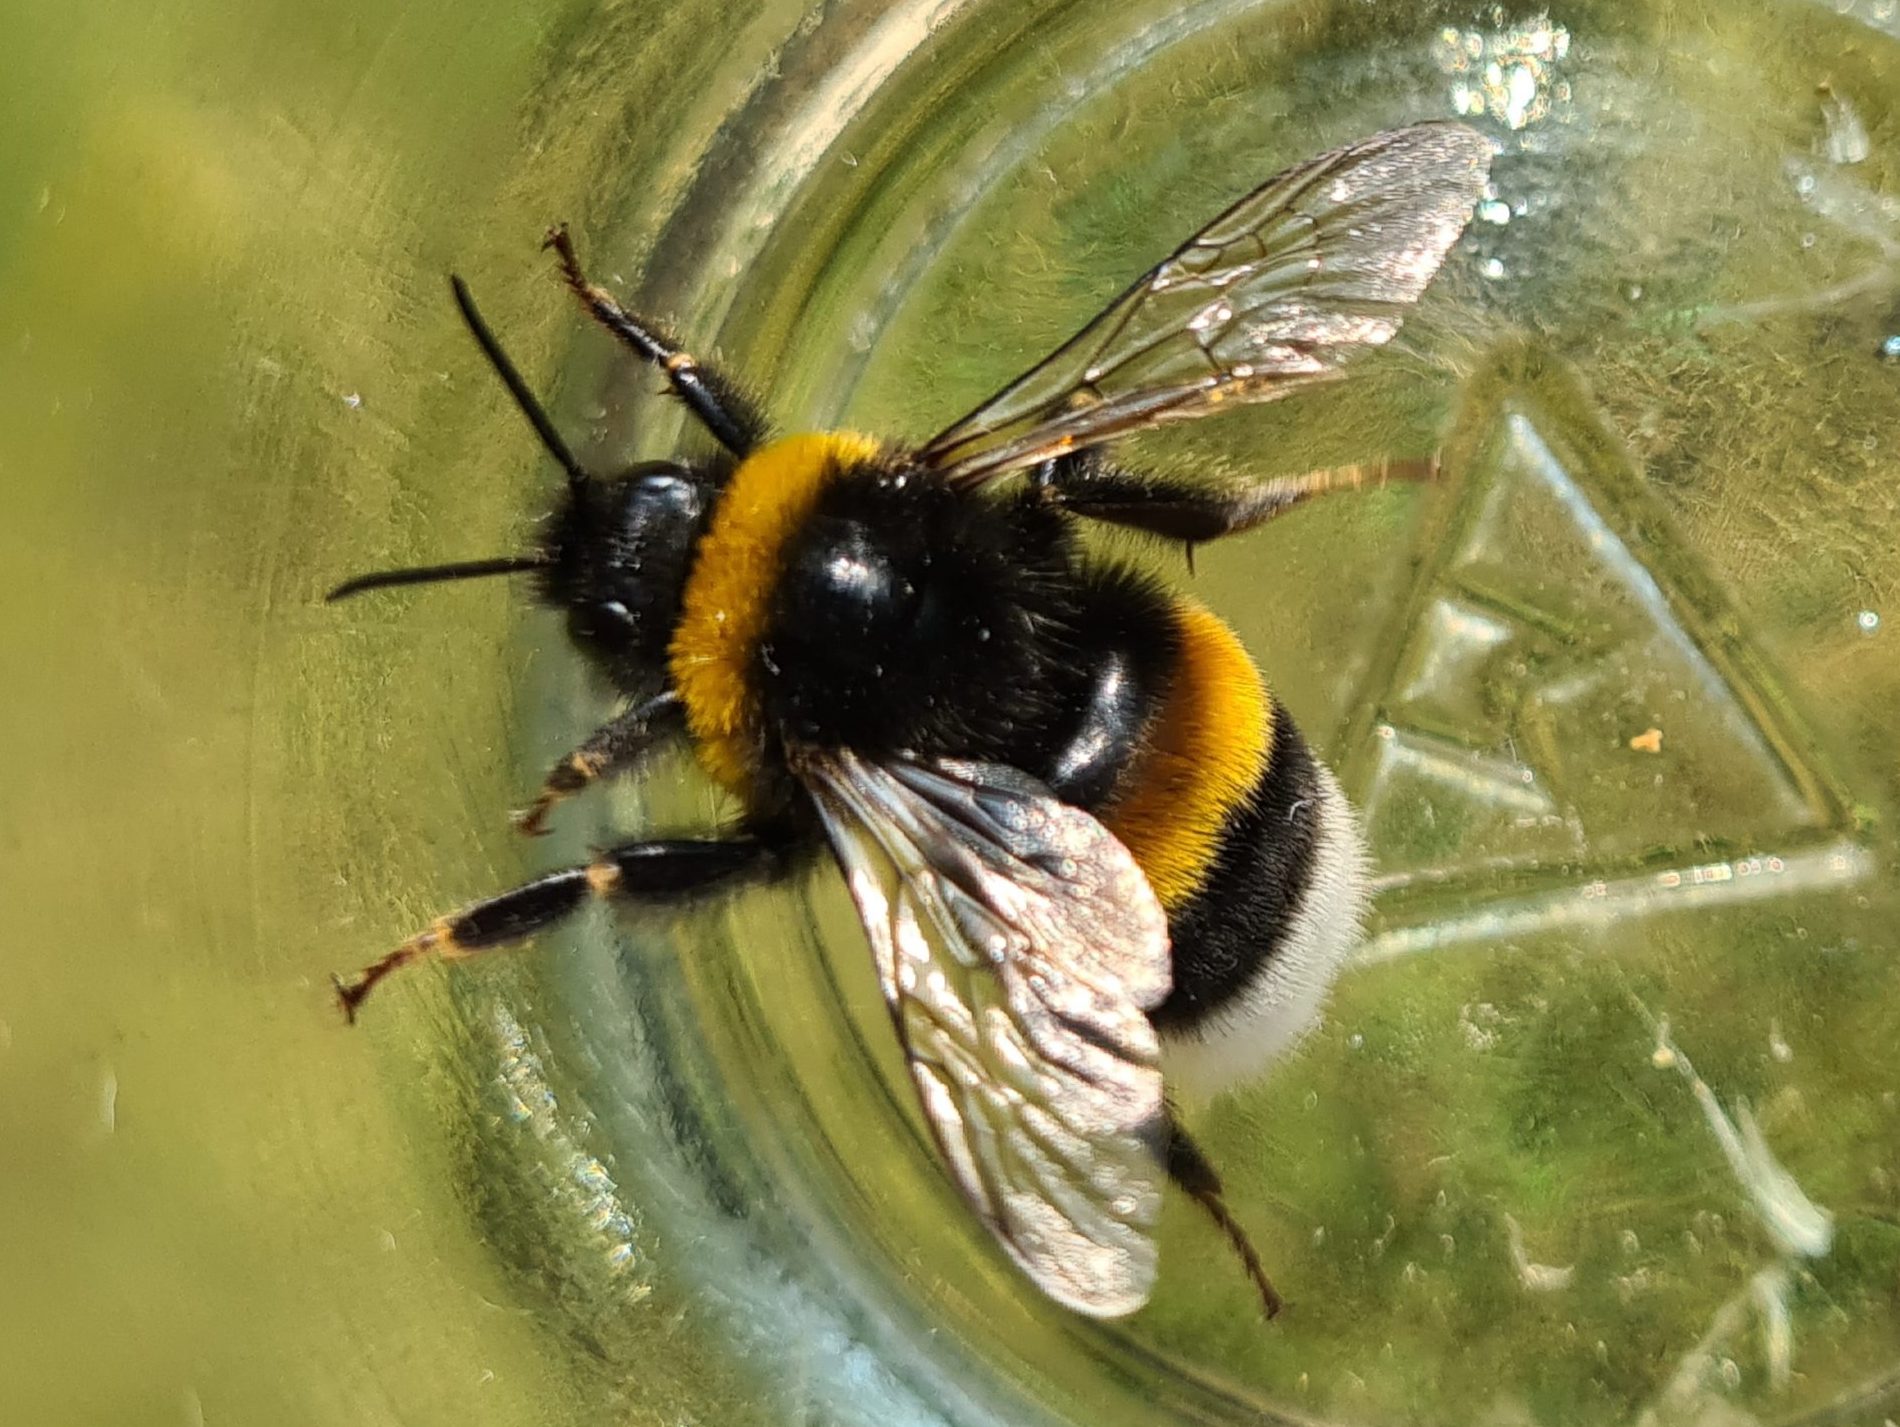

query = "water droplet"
[1880,334,1900,362]
[1482,257,1507,280]
[1858,609,1881,633]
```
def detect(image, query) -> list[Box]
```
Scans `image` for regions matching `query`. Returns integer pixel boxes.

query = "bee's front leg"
[514,691,684,837]
[545,225,767,458]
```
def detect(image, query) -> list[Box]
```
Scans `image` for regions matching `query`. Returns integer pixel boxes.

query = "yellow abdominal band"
[669,431,884,796]
[1104,599,1272,909]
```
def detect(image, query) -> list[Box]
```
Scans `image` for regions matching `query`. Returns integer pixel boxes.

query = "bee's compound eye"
[568,597,639,652]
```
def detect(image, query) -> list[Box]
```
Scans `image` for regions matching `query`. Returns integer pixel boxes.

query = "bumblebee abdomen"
[1104,598,1368,1094]
[1100,600,1271,909]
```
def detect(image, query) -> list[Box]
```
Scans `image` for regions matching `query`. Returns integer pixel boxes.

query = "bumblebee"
[330,123,1493,1319]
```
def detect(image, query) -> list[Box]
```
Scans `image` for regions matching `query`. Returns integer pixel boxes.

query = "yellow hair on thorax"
[670,431,883,797]
[1104,599,1272,909]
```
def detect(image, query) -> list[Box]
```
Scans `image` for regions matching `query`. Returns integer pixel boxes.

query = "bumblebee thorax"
[669,431,887,796]
[669,430,1085,803]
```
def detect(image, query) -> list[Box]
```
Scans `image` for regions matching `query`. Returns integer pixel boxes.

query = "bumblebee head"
[325,276,718,696]
[535,460,713,681]
[325,459,714,694]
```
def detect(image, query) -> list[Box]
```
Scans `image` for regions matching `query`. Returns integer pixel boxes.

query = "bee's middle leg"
[333,830,792,1021]
[1036,449,1440,544]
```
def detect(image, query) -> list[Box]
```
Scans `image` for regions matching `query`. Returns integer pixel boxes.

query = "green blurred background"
[4,1,1898,1424]
[0,1,770,1420]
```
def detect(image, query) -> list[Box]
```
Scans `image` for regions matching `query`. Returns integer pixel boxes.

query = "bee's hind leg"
[1035,449,1439,544]
[1164,1112,1285,1319]
[332,830,792,1022]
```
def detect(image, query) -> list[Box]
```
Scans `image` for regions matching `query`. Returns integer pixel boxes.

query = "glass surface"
[4,0,1898,1423]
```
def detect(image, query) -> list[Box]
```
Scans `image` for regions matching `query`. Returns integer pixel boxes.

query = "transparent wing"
[918,122,1494,486]
[799,749,1172,1317]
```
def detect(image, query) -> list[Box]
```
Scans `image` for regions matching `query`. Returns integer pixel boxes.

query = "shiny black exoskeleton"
[537,459,722,693]
[759,468,1175,801]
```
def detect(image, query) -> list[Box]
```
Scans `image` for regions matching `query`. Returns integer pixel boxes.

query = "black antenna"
[450,275,590,492]
[326,555,549,603]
